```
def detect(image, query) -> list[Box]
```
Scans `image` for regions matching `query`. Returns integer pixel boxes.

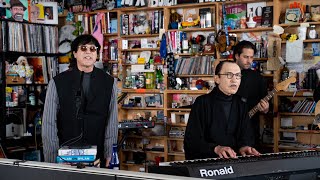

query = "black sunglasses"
[78,45,98,53]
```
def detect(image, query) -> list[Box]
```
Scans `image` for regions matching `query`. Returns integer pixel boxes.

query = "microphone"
[75,71,84,111]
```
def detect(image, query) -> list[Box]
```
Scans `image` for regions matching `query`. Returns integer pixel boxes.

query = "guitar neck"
[248,89,277,119]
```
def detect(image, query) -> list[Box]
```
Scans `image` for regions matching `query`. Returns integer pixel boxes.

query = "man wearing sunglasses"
[234,40,269,151]
[42,35,118,168]
[184,61,260,160]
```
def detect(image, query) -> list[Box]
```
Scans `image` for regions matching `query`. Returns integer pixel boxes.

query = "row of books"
[46,57,59,81]
[6,22,58,53]
[76,12,118,35]
[174,56,214,75]
[121,10,164,35]
[291,99,316,114]
[166,31,184,54]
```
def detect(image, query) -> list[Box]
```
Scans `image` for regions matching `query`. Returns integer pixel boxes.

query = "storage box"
[6,73,25,84]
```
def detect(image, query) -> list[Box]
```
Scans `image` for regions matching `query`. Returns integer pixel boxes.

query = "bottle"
[156,68,164,89]
[304,5,311,22]
[281,65,289,81]
[182,33,189,54]
[34,111,42,135]
[308,25,318,39]
[110,40,117,60]
[109,144,120,170]
[145,72,155,89]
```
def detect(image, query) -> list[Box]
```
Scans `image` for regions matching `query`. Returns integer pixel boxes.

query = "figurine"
[134,12,150,34]
[169,9,182,29]
[181,14,200,27]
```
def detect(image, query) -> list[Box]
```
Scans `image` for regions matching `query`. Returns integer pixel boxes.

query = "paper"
[282,132,297,140]
[122,40,128,49]
[286,40,303,63]
[267,35,281,70]
[141,38,148,48]
[280,117,293,127]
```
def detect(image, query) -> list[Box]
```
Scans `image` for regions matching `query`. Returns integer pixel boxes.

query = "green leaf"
[79,27,84,33]
[72,30,78,36]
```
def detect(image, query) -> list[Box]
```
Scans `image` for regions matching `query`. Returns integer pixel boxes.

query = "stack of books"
[57,146,97,165]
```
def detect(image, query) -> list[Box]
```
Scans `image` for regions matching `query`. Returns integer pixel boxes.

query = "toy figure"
[169,9,182,29]
[134,12,150,34]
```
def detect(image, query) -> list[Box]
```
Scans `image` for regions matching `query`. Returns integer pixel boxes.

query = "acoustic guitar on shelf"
[248,76,296,119]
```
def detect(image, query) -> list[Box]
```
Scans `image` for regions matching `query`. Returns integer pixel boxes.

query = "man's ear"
[234,54,239,61]
[214,75,220,85]
[73,51,77,59]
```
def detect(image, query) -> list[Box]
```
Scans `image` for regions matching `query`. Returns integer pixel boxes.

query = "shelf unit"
[0,19,59,159]
[273,91,319,152]
[72,0,320,171]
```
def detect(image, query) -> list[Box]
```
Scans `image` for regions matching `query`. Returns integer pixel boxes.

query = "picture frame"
[41,2,58,25]
[27,56,48,84]
[30,4,45,23]
[203,44,215,53]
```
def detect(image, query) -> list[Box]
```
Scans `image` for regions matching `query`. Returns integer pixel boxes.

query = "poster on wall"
[5,0,28,22]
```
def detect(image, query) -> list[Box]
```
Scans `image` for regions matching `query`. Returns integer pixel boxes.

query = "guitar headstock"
[275,76,296,91]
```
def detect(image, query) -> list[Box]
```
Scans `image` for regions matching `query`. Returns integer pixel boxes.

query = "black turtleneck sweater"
[184,88,254,160]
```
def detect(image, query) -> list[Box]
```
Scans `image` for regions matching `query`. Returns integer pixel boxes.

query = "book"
[285,8,301,24]
[110,18,118,33]
[247,2,266,26]
[261,6,273,27]
[56,155,96,163]
[58,146,97,156]
[225,4,247,29]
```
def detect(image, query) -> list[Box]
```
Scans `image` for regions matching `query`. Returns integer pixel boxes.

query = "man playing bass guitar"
[234,40,269,151]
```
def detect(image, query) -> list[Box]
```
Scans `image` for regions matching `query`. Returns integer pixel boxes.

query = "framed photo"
[5,0,29,22]
[27,56,48,84]
[41,2,58,24]
[30,4,45,23]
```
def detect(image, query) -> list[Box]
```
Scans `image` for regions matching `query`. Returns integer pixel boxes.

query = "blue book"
[56,155,96,163]
[110,19,118,33]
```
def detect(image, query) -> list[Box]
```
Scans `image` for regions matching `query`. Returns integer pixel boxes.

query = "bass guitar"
[248,76,296,119]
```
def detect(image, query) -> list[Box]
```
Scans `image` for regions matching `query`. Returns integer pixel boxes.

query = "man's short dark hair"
[233,40,256,61]
[215,60,237,75]
[70,35,100,67]
[71,34,101,53]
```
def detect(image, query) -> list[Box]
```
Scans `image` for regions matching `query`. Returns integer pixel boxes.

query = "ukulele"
[248,76,296,119]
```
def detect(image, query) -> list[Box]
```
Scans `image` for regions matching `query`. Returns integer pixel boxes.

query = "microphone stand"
[69,71,90,148]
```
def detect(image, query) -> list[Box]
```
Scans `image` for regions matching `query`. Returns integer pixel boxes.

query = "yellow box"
[137,57,145,64]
